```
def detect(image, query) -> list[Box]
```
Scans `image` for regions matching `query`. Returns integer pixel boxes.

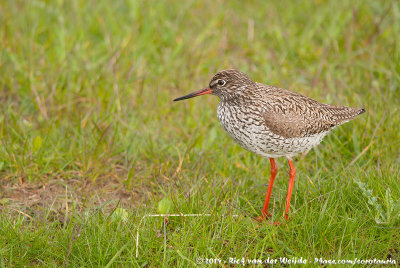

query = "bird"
[173,69,365,223]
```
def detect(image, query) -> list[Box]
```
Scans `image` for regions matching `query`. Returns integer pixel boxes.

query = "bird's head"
[173,69,255,102]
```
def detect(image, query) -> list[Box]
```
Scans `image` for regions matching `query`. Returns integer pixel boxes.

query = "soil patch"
[0,175,143,221]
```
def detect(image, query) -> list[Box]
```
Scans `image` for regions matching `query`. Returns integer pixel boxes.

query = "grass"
[1,0,400,266]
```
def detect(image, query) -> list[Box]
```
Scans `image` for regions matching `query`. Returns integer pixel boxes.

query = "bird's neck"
[219,93,245,105]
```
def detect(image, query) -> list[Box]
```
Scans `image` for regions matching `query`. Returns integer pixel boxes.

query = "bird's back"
[255,83,365,138]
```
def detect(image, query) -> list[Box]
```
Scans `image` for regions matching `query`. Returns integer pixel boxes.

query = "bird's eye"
[217,79,226,86]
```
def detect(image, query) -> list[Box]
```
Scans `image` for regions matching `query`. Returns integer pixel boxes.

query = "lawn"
[1,0,399,266]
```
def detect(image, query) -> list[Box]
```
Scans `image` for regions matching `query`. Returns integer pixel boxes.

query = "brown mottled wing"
[260,85,365,138]
[263,106,334,138]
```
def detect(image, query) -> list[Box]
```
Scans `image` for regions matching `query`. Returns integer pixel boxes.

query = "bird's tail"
[330,106,366,125]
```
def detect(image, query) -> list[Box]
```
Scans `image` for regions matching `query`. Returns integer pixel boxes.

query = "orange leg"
[257,158,277,221]
[284,159,296,220]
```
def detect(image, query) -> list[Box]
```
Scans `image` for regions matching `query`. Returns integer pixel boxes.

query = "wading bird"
[174,69,365,222]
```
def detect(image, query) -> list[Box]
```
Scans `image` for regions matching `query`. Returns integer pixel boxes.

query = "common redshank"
[174,69,365,222]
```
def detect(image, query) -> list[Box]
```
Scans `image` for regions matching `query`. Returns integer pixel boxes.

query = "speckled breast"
[216,101,328,158]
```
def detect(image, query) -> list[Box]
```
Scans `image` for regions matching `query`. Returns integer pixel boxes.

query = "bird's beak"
[173,87,212,101]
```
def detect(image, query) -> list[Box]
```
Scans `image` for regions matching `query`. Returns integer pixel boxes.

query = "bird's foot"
[254,212,272,222]
[255,215,267,222]
[253,216,281,225]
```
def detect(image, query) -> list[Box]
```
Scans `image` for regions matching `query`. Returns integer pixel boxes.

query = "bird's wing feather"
[262,105,334,138]
[257,84,363,138]
[263,112,302,138]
